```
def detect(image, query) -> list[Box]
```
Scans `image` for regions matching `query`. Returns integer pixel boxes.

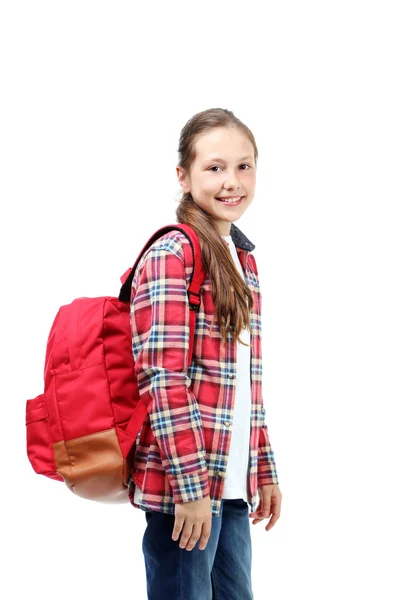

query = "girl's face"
[176,126,256,235]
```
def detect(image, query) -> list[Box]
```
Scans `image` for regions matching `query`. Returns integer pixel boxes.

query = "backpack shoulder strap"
[118,223,206,365]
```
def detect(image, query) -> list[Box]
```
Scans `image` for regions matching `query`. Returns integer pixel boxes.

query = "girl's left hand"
[249,484,282,531]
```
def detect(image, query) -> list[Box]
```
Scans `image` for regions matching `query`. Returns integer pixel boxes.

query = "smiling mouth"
[216,195,245,206]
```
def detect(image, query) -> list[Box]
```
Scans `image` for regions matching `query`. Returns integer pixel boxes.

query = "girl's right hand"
[172,495,212,551]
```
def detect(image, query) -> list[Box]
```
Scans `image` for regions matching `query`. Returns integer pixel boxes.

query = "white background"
[1,1,399,598]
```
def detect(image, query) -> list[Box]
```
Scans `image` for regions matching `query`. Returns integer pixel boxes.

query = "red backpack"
[25,224,206,504]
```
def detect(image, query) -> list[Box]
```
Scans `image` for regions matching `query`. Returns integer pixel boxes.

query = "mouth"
[216,195,245,206]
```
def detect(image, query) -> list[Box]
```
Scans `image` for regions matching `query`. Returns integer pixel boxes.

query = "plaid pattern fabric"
[128,224,279,517]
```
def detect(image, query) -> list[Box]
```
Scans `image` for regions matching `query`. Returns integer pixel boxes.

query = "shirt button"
[218,471,224,478]
[224,421,231,428]
[227,373,234,379]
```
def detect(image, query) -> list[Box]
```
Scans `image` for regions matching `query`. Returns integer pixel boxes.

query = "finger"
[185,522,203,551]
[249,515,263,523]
[172,517,184,542]
[251,513,268,525]
[265,512,280,531]
[198,521,211,551]
[179,521,194,549]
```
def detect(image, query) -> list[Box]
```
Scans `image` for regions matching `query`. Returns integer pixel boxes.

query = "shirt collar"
[224,223,255,251]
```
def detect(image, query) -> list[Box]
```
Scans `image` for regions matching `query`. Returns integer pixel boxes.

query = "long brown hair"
[175,108,258,346]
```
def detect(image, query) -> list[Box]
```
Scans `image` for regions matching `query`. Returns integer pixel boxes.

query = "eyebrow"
[205,155,254,163]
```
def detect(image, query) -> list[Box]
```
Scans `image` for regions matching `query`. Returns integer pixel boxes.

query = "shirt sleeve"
[258,420,279,487]
[130,236,210,504]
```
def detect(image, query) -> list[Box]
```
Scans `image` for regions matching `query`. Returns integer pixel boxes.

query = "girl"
[128,108,282,600]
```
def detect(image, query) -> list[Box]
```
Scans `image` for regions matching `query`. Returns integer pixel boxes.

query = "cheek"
[249,173,257,187]
[193,194,215,212]
[196,187,218,208]
[203,181,218,195]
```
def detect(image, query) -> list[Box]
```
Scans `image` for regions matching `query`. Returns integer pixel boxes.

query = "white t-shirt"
[220,234,251,505]
[134,233,251,507]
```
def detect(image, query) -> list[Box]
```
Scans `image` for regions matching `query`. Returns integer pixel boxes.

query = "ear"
[176,165,191,194]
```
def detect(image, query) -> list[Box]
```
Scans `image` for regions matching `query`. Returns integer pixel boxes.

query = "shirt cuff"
[168,467,210,503]
[258,426,279,486]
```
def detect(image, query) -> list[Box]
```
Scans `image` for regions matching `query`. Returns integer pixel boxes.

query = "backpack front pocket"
[26,394,63,481]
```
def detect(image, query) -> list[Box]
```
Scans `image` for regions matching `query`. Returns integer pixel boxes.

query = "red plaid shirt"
[128,224,279,517]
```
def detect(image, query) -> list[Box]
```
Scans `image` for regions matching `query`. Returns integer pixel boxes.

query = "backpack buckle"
[188,291,201,312]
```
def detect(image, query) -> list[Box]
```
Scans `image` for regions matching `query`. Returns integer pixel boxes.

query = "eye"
[208,164,251,172]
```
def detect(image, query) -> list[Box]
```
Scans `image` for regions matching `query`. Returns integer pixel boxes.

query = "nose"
[223,172,241,192]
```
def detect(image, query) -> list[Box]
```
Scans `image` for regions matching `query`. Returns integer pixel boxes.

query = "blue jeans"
[142,498,253,600]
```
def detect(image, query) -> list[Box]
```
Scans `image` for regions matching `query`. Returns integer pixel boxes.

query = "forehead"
[193,127,254,162]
